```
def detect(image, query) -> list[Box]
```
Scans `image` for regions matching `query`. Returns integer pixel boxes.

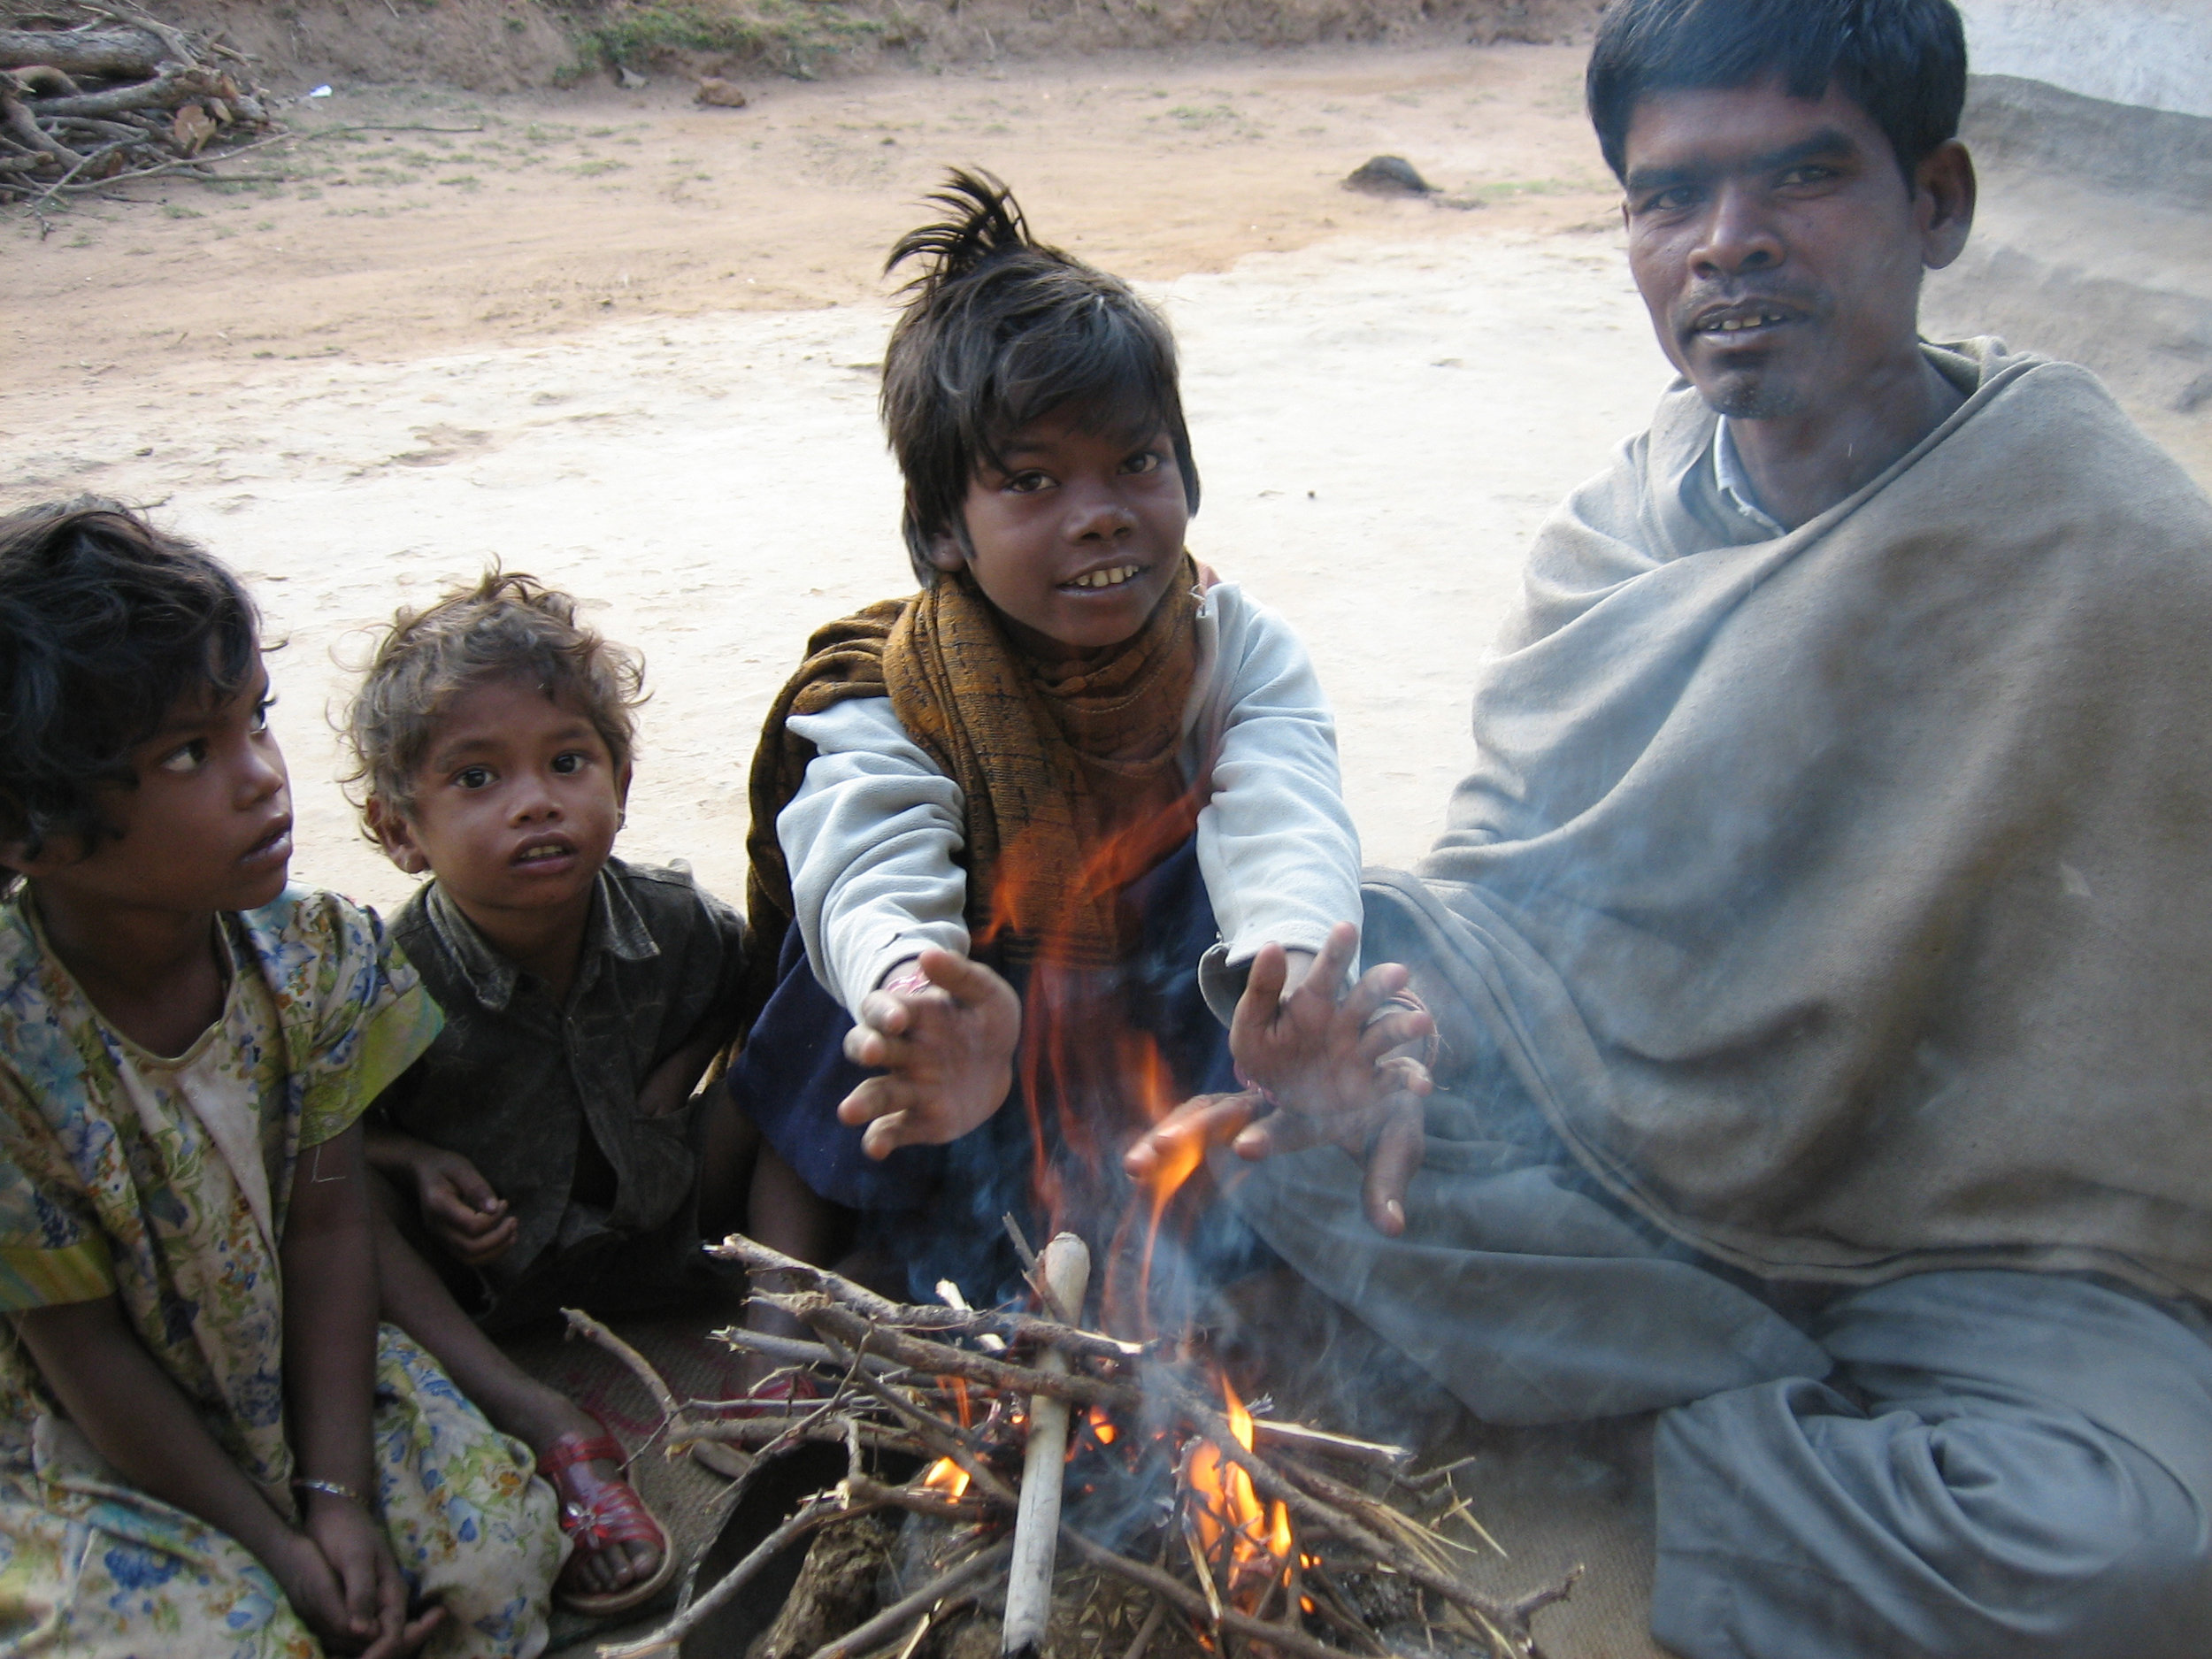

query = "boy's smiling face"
[372,674,629,936]
[930,404,1190,660]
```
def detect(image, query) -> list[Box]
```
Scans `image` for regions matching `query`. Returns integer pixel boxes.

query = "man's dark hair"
[1586,0,1969,182]
[879,168,1201,586]
[0,499,260,859]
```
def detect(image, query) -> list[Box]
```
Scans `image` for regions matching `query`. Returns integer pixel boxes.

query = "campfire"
[562,799,1575,1657]
[565,1231,1578,1659]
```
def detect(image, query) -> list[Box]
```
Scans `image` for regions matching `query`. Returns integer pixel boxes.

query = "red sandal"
[538,1422,678,1617]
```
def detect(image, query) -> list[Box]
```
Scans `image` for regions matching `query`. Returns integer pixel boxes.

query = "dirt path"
[4,43,1613,388]
[4,42,2206,916]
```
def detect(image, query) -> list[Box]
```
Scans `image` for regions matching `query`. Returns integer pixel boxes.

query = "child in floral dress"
[0,502,565,1657]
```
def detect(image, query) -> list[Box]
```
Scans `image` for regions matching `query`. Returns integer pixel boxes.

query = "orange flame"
[1180,1371,1292,1611]
[921,1456,971,1502]
[1087,1404,1118,1447]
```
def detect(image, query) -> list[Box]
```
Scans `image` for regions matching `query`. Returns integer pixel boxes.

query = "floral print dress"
[0,887,565,1658]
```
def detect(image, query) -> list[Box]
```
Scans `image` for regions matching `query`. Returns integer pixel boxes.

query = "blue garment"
[730,833,1257,1305]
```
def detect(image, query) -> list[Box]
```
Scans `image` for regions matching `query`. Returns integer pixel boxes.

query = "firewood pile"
[0,2,275,204]
[565,1236,1579,1659]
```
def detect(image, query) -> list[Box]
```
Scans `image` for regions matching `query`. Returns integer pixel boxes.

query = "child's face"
[929,406,1190,659]
[3,658,293,916]
[372,675,630,926]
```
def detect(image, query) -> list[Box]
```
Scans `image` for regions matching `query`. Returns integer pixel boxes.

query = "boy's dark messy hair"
[1586,0,1968,183]
[0,499,261,861]
[879,168,1201,586]
[342,568,645,826]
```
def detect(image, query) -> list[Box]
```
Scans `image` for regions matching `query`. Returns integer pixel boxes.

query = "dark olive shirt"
[380,857,747,1289]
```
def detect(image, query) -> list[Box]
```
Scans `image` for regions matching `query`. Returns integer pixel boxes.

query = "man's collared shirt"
[1712,416,1789,538]
[380,856,747,1288]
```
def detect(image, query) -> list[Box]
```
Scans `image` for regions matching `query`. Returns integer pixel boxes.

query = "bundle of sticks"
[0,2,275,203]
[565,1235,1578,1659]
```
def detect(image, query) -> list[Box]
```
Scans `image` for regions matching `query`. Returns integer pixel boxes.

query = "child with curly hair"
[0,501,564,1657]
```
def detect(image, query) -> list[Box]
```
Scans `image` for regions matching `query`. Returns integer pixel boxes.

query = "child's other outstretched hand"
[411,1148,515,1268]
[839,948,1020,1157]
[1128,921,1433,1237]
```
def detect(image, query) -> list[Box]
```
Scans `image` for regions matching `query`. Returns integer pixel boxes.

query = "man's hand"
[1126,922,1432,1236]
[838,949,1020,1157]
[409,1148,515,1267]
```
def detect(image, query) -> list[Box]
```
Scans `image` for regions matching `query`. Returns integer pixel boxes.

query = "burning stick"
[1002,1233,1092,1659]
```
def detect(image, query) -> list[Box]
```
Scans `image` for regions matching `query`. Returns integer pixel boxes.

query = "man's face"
[1620,77,1966,421]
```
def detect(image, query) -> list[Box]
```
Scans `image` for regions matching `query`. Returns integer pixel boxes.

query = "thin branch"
[595,1492,875,1659]
[1059,1527,1366,1659]
[713,1234,1145,1361]
[562,1307,680,1432]
[780,1295,1143,1412]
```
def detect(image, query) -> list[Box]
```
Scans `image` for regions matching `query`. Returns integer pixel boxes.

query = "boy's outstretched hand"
[839,948,1020,1157]
[1124,922,1432,1236]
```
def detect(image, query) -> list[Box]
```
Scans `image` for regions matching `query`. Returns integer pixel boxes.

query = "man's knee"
[1654,1381,2212,1658]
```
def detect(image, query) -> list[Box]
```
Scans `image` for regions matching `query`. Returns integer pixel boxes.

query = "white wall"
[1959,0,2212,119]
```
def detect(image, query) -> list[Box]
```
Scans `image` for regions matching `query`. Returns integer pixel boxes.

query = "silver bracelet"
[292,1477,365,1507]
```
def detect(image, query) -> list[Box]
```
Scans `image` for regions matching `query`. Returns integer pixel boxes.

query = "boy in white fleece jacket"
[725,171,1429,1325]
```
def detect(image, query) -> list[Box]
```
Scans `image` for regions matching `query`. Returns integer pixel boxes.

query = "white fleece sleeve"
[1188,584,1364,1021]
[780,697,972,1020]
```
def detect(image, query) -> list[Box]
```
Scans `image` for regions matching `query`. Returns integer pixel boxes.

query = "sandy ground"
[4,41,2206,918]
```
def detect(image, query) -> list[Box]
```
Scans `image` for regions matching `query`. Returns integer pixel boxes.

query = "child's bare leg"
[735,1147,851,1388]
[366,1176,660,1597]
[694,1079,759,1245]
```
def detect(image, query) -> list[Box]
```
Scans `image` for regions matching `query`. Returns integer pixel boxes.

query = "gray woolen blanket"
[1364,339,2212,1300]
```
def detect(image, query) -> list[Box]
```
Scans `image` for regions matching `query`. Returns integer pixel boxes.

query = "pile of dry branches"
[1,2,275,204]
[565,1236,1578,1659]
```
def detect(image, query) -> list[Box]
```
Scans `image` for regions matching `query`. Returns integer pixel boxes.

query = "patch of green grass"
[1475,178,1570,200]
[554,0,883,80]
[1167,104,1238,127]
[438,174,481,188]
[161,204,204,219]
[568,157,627,176]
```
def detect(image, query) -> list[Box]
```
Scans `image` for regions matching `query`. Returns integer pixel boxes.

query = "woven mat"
[501,1308,761,1656]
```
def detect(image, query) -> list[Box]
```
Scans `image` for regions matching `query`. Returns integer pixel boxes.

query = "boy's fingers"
[861,1110,915,1159]
[1338,957,1411,1027]
[1294,922,1361,1007]
[1363,1108,1425,1237]
[1122,1093,1259,1178]
[917,949,1014,1012]
[445,1159,500,1211]
[455,1216,518,1265]
[855,992,918,1038]
[1228,944,1290,1059]
[837,1075,910,1126]
[843,1021,898,1070]
[1356,1007,1433,1065]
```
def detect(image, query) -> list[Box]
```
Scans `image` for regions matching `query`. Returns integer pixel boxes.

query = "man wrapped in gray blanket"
[1126,1,2212,1654]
